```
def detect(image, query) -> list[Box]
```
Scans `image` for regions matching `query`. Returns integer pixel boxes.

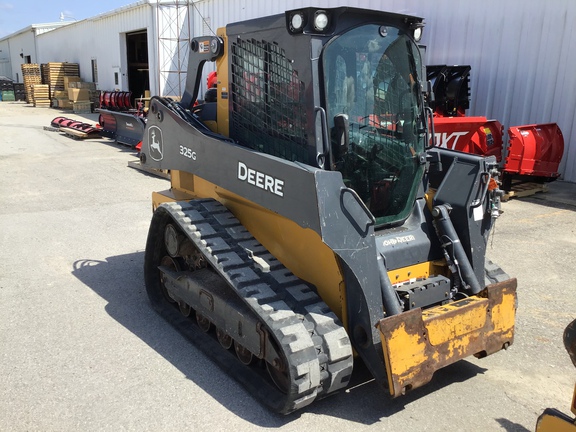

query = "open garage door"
[126,30,149,104]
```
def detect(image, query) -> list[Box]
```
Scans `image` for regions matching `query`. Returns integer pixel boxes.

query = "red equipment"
[433,116,503,160]
[51,116,101,135]
[99,91,132,110]
[98,109,146,147]
[506,124,564,178]
[207,70,217,89]
[50,116,102,139]
[97,89,147,148]
[428,65,564,188]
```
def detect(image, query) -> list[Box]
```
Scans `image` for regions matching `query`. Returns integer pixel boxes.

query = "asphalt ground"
[1,101,575,431]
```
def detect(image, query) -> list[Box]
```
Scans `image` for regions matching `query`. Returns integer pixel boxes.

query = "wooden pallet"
[41,62,80,98]
[21,64,41,75]
[59,126,101,140]
[502,182,549,201]
[32,84,51,107]
[21,64,42,104]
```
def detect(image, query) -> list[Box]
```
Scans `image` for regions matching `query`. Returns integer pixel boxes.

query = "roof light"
[314,10,329,31]
[414,27,423,42]
[290,12,304,32]
[409,21,424,42]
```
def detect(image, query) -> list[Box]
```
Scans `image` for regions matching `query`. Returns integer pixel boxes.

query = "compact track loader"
[140,7,517,414]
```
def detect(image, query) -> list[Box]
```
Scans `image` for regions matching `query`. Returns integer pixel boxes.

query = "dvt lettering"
[238,161,284,197]
[435,131,469,149]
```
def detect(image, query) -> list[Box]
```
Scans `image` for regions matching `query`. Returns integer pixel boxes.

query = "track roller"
[216,328,233,349]
[144,199,354,414]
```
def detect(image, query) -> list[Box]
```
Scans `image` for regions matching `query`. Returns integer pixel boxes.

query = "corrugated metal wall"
[37,4,153,95]
[33,2,189,100]
[0,60,10,78]
[416,0,576,183]
[191,0,576,182]
[7,32,38,76]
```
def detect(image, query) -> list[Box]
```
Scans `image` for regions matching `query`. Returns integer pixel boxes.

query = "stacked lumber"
[21,64,42,104]
[32,84,51,107]
[41,62,80,98]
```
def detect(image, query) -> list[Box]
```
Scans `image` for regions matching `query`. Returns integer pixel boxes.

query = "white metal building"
[0,22,71,79]
[0,0,575,181]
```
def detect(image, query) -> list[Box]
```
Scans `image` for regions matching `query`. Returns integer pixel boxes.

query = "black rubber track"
[144,199,353,414]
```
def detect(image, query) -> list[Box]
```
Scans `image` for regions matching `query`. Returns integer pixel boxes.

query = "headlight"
[414,27,423,42]
[290,13,304,32]
[314,11,329,31]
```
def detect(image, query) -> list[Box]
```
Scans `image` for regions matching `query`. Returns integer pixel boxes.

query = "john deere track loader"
[140,7,517,414]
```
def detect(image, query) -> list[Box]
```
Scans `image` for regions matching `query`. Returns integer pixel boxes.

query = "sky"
[0,0,137,38]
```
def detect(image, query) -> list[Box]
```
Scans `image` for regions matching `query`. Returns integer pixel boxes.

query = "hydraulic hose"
[377,254,403,316]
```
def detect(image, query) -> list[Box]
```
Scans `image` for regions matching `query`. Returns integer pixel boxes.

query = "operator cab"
[185,7,428,228]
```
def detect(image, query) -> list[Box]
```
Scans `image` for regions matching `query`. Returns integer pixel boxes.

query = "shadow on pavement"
[495,417,531,432]
[511,180,576,211]
[71,252,488,427]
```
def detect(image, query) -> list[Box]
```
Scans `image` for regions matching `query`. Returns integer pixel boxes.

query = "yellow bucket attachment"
[536,406,576,432]
[377,278,517,397]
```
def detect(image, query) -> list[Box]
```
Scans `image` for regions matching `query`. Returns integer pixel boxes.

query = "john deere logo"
[148,126,163,161]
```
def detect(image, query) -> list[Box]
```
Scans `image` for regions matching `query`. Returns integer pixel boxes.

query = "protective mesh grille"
[230,38,309,163]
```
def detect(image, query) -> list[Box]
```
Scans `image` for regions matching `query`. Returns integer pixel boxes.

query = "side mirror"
[333,114,350,159]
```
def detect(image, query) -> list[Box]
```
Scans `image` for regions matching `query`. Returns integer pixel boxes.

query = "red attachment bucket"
[504,123,564,178]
